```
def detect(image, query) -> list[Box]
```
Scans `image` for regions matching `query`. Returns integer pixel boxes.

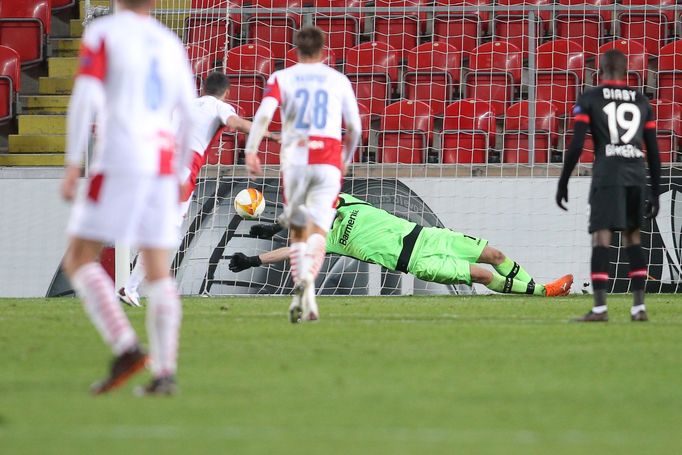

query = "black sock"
[591,246,610,309]
[626,245,647,307]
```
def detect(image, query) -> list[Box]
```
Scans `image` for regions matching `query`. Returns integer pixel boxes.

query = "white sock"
[631,304,646,316]
[592,305,608,314]
[290,242,310,284]
[146,277,182,378]
[125,254,146,296]
[306,233,326,280]
[71,263,137,355]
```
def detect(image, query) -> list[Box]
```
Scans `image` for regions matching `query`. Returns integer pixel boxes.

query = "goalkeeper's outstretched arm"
[229,248,290,272]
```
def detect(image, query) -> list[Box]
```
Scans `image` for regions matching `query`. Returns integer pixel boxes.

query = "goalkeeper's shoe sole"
[134,376,177,397]
[117,287,141,307]
[544,274,574,297]
[289,283,304,324]
[572,310,609,323]
[91,346,148,395]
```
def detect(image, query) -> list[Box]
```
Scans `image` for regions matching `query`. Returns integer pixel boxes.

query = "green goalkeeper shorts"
[406,227,488,285]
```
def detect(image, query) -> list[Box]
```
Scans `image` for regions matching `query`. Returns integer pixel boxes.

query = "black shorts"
[589,185,646,233]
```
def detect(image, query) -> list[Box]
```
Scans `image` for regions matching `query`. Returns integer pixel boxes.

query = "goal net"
[135,1,682,295]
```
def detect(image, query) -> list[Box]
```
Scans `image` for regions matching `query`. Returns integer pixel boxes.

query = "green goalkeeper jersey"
[325,194,417,271]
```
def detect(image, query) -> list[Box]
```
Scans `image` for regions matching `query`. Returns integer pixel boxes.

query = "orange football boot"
[544,274,574,297]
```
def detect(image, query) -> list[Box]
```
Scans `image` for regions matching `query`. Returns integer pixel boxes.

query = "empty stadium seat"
[185,1,241,64]
[555,0,612,57]
[313,0,365,63]
[503,101,559,163]
[186,44,212,91]
[595,40,648,89]
[284,46,337,68]
[0,45,20,123]
[0,0,51,65]
[404,42,461,116]
[464,41,522,115]
[619,0,675,56]
[345,42,399,116]
[224,44,274,118]
[536,39,585,116]
[52,0,75,9]
[657,40,682,104]
[433,0,491,59]
[373,0,427,60]
[493,0,551,60]
[442,99,497,164]
[650,99,682,163]
[379,100,433,163]
[205,104,246,166]
[247,0,303,61]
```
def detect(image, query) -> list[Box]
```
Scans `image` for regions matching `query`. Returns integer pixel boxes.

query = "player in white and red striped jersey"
[117,72,279,306]
[60,0,195,396]
[245,26,362,323]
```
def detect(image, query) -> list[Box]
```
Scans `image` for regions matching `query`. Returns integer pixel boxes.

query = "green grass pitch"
[1,295,682,454]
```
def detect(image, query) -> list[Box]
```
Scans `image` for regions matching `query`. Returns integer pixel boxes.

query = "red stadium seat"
[247,0,302,61]
[594,40,648,89]
[503,101,559,163]
[185,1,241,64]
[344,42,399,116]
[52,0,75,9]
[442,99,497,164]
[657,40,682,105]
[404,42,461,116]
[649,99,682,163]
[0,0,50,65]
[535,39,585,116]
[373,0,427,60]
[493,0,551,60]
[379,100,433,163]
[313,0,365,63]
[205,104,247,165]
[284,46,337,68]
[224,44,274,118]
[186,45,212,91]
[555,0,612,57]
[619,0,676,56]
[0,45,20,123]
[464,41,522,115]
[433,0,491,59]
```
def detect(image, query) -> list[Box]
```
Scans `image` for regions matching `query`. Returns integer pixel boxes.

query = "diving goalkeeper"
[230,193,573,296]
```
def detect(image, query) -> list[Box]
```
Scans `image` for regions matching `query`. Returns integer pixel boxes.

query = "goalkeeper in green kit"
[230,193,574,297]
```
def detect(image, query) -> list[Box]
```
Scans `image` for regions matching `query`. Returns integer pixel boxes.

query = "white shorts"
[67,173,181,249]
[282,164,342,231]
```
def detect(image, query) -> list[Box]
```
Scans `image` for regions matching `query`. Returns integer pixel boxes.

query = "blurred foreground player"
[230,193,574,298]
[556,49,661,322]
[244,26,362,322]
[61,0,196,395]
[117,72,279,307]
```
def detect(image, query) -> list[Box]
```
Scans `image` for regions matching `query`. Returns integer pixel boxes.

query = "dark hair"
[294,26,325,58]
[204,72,230,96]
[119,0,154,8]
[600,49,628,80]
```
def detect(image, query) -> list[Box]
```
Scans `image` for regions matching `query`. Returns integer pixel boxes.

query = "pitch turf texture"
[2,295,682,454]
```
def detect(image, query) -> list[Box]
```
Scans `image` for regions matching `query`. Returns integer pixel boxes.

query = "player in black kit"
[556,49,661,322]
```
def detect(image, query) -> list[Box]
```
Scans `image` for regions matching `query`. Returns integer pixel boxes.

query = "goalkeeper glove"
[229,253,262,272]
[250,223,283,239]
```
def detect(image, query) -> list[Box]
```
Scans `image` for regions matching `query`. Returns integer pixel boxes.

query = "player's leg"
[469,265,550,295]
[117,253,144,307]
[297,165,341,322]
[283,166,313,287]
[623,185,649,321]
[64,174,146,394]
[135,176,182,395]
